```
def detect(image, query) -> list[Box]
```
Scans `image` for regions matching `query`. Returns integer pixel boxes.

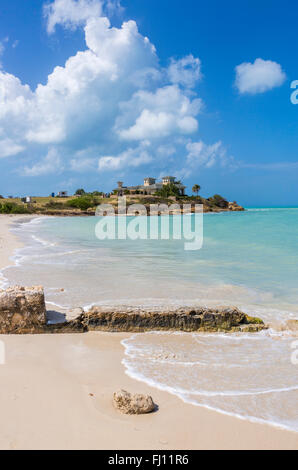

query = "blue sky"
[0,0,297,206]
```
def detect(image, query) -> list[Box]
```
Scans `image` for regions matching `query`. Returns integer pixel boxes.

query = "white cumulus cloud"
[44,0,104,33]
[168,55,202,88]
[117,85,201,141]
[98,144,152,171]
[235,58,286,95]
[0,0,228,182]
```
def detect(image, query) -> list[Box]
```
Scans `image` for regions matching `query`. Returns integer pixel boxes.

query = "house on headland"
[114,177,186,196]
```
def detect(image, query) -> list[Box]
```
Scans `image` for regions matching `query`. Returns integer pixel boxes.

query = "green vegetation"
[75,189,105,197]
[0,202,32,214]
[75,188,86,196]
[44,200,67,209]
[208,194,229,209]
[155,183,181,198]
[186,195,203,202]
[0,186,242,215]
[66,196,98,211]
[245,315,264,325]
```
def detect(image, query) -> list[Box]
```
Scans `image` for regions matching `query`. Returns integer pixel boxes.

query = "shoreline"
[0,214,297,449]
[0,208,245,218]
[0,214,30,272]
[0,331,297,450]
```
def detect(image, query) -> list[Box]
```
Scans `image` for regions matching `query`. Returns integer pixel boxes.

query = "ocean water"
[2,208,298,431]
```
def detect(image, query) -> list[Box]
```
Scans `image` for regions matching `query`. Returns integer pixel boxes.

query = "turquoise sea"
[2,208,298,431]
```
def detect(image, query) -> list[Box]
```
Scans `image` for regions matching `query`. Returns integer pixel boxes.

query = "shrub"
[210,194,229,208]
[0,202,32,214]
[155,183,180,198]
[45,201,66,209]
[75,188,86,196]
[66,196,96,211]
[185,195,203,202]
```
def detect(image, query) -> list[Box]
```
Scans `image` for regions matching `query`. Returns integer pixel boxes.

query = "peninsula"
[0,176,244,216]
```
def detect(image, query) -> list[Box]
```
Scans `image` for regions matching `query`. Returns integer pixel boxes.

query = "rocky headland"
[0,194,244,216]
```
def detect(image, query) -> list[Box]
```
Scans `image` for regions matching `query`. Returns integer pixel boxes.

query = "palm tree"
[192,184,201,196]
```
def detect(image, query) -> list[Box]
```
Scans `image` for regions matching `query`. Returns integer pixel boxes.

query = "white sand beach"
[0,215,24,272]
[0,214,297,450]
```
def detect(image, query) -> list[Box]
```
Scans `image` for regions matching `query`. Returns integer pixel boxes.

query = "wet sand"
[0,214,297,450]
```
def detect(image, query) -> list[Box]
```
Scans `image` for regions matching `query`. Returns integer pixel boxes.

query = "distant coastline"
[0,194,244,217]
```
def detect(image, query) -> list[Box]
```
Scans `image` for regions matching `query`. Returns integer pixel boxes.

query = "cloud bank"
[0,0,232,183]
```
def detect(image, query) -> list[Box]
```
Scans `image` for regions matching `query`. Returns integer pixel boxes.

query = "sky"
[0,0,297,206]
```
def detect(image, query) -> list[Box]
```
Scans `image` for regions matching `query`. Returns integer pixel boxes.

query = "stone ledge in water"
[0,285,47,334]
[84,306,266,333]
[0,286,266,334]
[113,390,156,415]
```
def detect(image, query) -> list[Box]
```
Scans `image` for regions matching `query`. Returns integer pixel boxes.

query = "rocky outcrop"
[0,286,47,334]
[113,390,156,415]
[83,306,266,333]
[228,201,245,211]
[0,286,266,334]
[0,286,85,334]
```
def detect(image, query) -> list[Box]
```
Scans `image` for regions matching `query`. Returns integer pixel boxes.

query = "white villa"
[114,177,186,196]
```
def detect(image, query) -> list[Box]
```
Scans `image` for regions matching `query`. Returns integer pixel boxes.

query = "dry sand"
[0,214,297,450]
[0,214,24,271]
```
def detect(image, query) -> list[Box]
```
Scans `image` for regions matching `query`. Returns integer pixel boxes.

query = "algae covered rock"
[84,306,266,333]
